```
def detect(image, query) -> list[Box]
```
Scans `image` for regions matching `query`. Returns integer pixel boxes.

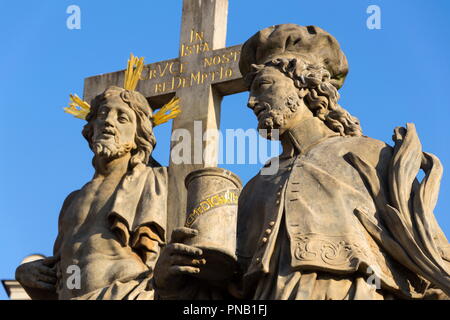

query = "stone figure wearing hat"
[154,24,450,300]
[15,55,181,300]
[235,24,450,299]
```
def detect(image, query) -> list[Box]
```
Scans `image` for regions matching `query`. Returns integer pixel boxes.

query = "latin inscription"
[140,29,240,94]
[185,189,239,227]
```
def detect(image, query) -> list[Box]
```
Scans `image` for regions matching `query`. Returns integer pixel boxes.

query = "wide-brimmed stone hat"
[239,24,349,89]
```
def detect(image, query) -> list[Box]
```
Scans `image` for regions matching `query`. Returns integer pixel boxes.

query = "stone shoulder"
[315,135,394,170]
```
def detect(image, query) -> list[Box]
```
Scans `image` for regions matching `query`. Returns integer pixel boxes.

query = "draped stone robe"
[54,163,167,300]
[236,118,450,300]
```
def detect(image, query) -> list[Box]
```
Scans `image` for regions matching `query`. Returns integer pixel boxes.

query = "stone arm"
[111,220,163,270]
[15,190,79,300]
[154,227,238,300]
[15,257,59,300]
[53,191,79,257]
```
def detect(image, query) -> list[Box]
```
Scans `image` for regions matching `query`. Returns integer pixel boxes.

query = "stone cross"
[83,0,246,235]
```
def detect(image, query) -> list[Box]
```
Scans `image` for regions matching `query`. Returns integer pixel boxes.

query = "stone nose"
[247,96,257,109]
[102,111,116,127]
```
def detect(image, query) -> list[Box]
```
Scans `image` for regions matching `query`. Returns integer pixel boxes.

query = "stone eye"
[118,115,129,123]
[98,108,108,118]
[259,79,272,88]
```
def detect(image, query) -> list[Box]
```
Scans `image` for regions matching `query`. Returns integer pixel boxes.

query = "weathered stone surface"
[3,255,45,300]
[14,2,450,301]
[239,24,348,89]
[83,0,247,237]
[83,44,243,107]
[235,24,450,300]
[14,0,250,301]
[16,87,167,300]
[184,167,242,283]
[154,23,450,300]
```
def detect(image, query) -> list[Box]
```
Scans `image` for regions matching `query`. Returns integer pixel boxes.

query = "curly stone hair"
[246,57,363,137]
[82,86,158,168]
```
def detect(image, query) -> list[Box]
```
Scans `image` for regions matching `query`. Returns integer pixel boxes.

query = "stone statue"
[154,24,450,300]
[15,86,167,300]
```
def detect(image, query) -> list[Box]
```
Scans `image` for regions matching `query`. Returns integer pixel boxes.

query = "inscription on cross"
[83,0,247,234]
[141,30,241,95]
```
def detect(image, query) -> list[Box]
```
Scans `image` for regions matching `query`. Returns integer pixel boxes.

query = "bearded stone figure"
[15,86,167,300]
[235,24,450,300]
[155,24,450,300]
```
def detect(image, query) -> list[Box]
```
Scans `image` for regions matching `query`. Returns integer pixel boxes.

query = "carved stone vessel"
[184,167,242,282]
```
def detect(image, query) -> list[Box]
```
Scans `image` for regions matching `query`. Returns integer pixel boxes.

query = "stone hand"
[15,256,59,291]
[154,227,206,297]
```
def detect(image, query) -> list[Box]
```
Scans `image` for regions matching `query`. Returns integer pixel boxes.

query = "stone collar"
[282,117,340,158]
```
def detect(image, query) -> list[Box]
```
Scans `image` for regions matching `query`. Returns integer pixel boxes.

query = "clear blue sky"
[1,0,450,300]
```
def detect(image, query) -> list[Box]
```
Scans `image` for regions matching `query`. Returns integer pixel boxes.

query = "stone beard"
[92,133,135,160]
[246,57,362,140]
[257,94,301,138]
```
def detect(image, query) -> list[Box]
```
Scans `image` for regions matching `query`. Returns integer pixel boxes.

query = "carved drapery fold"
[348,123,450,297]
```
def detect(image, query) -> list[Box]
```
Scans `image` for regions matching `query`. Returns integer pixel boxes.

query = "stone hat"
[239,24,349,89]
